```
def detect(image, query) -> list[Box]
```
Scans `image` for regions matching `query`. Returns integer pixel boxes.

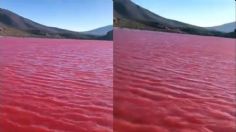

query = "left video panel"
[0,0,113,132]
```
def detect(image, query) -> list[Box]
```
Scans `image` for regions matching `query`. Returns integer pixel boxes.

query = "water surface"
[0,37,113,132]
[114,29,236,132]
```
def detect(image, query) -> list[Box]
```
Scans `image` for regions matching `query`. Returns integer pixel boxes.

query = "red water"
[0,37,113,132]
[114,29,236,132]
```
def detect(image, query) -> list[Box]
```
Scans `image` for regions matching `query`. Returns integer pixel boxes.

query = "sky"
[132,0,235,27]
[0,0,113,31]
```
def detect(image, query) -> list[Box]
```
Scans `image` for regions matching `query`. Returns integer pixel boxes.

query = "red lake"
[114,29,236,132]
[0,37,113,132]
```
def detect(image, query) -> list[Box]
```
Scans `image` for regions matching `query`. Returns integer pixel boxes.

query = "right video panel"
[113,0,236,131]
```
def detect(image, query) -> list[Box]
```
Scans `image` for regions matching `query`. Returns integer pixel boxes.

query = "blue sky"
[133,0,235,27]
[0,0,112,31]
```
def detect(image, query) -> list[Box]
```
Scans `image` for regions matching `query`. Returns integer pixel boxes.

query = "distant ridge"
[83,25,113,36]
[113,0,233,38]
[0,8,112,40]
[206,22,236,33]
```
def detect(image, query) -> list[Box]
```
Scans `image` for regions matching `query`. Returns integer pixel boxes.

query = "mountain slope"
[206,22,236,33]
[83,25,113,36]
[0,8,81,37]
[0,8,112,40]
[97,30,113,40]
[113,0,228,37]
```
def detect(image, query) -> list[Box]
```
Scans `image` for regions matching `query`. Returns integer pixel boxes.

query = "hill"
[0,8,112,40]
[83,25,113,36]
[206,22,235,33]
[113,0,231,38]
